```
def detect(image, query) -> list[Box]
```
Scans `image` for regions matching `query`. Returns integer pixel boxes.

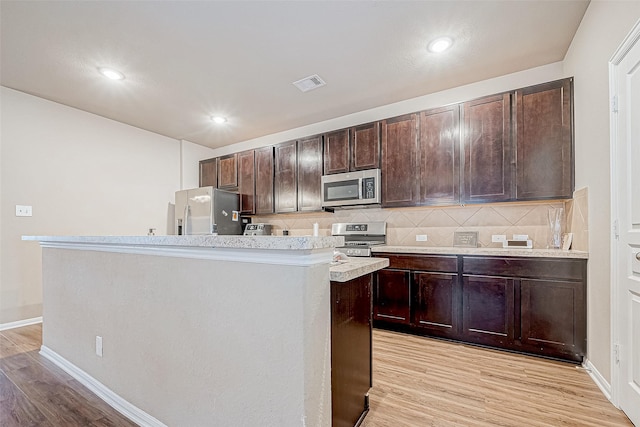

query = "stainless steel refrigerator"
[174,187,241,235]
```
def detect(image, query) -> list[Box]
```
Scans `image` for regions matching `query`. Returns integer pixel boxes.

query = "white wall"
[180,139,216,190]
[563,3,640,385]
[0,87,181,324]
[42,247,331,426]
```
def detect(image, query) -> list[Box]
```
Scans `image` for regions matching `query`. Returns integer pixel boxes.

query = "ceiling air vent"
[292,74,326,93]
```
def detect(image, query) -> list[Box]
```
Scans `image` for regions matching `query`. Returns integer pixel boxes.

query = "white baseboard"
[39,345,167,427]
[0,316,42,331]
[583,358,612,401]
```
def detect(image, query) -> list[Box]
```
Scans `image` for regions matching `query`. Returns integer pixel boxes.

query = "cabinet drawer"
[377,253,458,273]
[462,257,585,281]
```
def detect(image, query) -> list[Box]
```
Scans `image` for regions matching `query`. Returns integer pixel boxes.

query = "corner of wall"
[567,187,589,252]
[180,139,216,191]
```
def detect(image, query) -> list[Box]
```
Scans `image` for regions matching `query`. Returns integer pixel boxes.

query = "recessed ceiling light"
[211,116,227,124]
[427,37,453,53]
[97,67,125,80]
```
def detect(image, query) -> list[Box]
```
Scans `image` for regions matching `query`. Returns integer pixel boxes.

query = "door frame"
[609,18,640,409]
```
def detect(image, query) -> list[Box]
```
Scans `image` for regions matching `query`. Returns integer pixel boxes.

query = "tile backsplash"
[253,189,588,250]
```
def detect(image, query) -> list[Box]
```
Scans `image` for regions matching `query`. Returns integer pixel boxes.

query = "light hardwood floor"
[362,329,633,427]
[1,324,633,426]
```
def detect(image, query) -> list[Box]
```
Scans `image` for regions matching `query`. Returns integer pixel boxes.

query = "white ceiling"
[0,1,589,149]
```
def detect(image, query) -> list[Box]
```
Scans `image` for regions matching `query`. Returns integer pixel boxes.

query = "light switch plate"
[415,234,428,242]
[16,205,32,217]
[492,234,507,243]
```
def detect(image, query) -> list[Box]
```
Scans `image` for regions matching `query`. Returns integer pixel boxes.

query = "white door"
[612,20,640,426]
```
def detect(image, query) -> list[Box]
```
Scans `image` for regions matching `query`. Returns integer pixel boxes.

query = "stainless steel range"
[331,221,387,257]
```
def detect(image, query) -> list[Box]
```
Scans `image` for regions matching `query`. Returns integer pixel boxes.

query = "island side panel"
[41,247,331,427]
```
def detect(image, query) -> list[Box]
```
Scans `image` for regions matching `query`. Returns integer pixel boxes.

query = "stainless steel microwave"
[321,169,381,207]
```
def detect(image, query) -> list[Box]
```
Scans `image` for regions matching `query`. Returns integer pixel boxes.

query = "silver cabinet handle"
[636,253,640,261]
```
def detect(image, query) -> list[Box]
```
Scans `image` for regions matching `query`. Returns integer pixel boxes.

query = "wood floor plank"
[1,326,42,352]
[0,324,138,427]
[361,329,633,427]
[0,371,51,427]
[1,324,632,427]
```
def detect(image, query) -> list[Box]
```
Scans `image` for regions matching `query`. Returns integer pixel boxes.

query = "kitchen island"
[23,235,387,427]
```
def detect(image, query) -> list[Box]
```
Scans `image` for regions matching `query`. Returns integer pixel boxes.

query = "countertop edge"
[329,257,389,282]
[371,245,588,259]
[22,235,345,251]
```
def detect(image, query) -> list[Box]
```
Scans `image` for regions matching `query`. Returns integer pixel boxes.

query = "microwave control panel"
[363,177,376,199]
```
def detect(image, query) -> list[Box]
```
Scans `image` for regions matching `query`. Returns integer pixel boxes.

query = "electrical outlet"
[416,234,428,242]
[492,234,507,243]
[513,234,529,241]
[96,336,103,357]
[15,205,32,217]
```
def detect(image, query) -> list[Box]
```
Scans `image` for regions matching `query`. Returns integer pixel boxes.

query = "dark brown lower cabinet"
[520,278,585,358]
[331,274,372,427]
[373,253,587,362]
[412,272,458,338]
[373,269,411,324]
[462,276,514,347]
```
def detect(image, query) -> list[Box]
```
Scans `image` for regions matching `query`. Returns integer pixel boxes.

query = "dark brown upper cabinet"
[217,153,238,189]
[199,78,574,212]
[274,140,298,213]
[324,122,381,175]
[254,146,275,215]
[462,93,513,204]
[323,129,350,175]
[515,78,573,200]
[351,121,380,171]
[237,150,255,214]
[419,105,461,205]
[297,135,323,212]
[199,158,217,188]
[381,114,419,207]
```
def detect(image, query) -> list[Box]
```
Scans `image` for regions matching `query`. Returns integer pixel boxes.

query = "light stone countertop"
[22,235,344,251]
[372,245,588,259]
[329,257,389,282]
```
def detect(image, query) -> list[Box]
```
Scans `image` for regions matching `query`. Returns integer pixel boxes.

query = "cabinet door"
[381,114,419,207]
[199,158,217,188]
[331,274,372,427]
[516,78,573,200]
[520,278,585,361]
[254,146,274,215]
[217,153,238,189]
[462,93,513,203]
[374,269,411,324]
[237,150,255,214]
[274,141,297,213]
[297,135,323,212]
[419,105,460,205]
[351,121,380,171]
[462,275,514,346]
[324,129,350,175]
[412,272,458,338]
